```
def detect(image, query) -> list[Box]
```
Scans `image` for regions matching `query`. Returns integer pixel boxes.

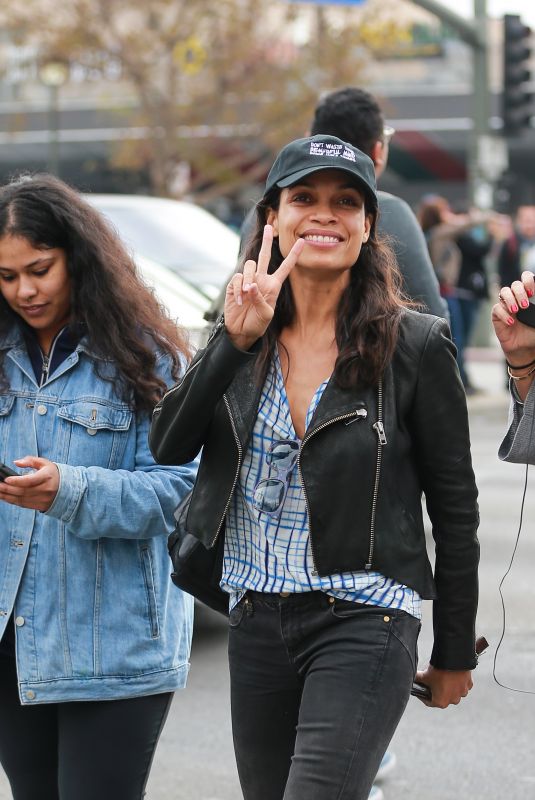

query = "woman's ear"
[267,209,279,236]
[362,213,373,243]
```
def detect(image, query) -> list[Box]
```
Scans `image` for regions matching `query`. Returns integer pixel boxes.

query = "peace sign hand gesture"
[225,225,304,351]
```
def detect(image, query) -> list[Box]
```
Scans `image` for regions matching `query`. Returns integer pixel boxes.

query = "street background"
[1,345,534,800]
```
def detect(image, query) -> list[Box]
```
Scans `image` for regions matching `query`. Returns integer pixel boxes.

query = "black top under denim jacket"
[149,309,480,672]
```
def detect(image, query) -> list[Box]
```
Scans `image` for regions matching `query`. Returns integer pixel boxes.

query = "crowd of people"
[0,85,533,800]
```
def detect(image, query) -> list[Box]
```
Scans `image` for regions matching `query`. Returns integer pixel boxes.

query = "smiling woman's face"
[267,168,373,276]
[0,234,71,352]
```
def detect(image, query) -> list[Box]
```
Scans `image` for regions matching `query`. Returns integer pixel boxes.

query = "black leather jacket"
[150,309,479,671]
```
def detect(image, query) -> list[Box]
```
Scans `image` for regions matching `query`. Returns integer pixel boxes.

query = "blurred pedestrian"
[497,204,535,287]
[151,135,480,800]
[417,195,491,389]
[454,202,493,393]
[0,174,197,799]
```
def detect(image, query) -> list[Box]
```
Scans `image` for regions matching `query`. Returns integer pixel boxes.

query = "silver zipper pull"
[40,356,50,386]
[373,421,387,445]
[345,408,368,425]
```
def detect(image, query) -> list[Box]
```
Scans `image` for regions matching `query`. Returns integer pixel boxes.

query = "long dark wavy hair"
[242,186,408,389]
[0,174,191,411]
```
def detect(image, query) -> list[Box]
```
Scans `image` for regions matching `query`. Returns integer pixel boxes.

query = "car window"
[88,197,239,299]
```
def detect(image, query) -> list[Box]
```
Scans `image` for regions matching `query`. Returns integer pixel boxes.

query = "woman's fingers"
[228,272,245,307]
[521,271,535,297]
[274,237,304,285]
[256,225,274,274]
[242,259,257,293]
[492,300,515,328]
[499,281,531,314]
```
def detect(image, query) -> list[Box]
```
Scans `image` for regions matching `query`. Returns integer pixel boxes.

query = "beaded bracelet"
[507,364,535,381]
[505,356,535,370]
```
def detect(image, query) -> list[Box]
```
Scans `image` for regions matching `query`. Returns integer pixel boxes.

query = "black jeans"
[229,591,420,800]
[0,653,172,800]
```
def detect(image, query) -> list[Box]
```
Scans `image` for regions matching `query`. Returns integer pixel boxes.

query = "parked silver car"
[85,194,239,301]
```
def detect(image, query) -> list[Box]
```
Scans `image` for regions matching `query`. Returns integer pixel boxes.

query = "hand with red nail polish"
[493,271,535,399]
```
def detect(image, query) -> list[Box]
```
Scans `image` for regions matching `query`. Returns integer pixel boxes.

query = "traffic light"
[502,14,533,135]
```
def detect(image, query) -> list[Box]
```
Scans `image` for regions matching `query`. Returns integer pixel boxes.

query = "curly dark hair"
[242,187,408,389]
[0,174,191,411]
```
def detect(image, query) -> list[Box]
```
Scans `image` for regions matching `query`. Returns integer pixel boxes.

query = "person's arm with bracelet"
[493,271,535,465]
[493,271,535,402]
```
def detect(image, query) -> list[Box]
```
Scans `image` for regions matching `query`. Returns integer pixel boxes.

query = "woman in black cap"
[150,135,480,800]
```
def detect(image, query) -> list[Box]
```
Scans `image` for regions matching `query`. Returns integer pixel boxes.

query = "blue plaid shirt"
[222,350,421,618]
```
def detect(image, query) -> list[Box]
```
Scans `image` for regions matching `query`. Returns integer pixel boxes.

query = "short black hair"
[310,87,384,157]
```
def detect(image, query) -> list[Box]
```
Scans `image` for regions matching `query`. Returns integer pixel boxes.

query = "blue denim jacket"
[0,325,196,705]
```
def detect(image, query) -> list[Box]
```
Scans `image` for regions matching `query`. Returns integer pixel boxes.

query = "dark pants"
[228,591,420,800]
[0,653,172,800]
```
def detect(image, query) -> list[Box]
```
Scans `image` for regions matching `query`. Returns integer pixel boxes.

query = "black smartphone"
[0,463,19,481]
[410,681,431,700]
[515,298,535,328]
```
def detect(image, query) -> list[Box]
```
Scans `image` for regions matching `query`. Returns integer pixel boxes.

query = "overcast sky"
[439,0,535,25]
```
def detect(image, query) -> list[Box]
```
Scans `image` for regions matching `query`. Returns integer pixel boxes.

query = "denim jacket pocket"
[57,399,133,468]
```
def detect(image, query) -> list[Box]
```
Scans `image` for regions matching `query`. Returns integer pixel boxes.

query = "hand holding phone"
[515,298,535,328]
[0,462,19,481]
[411,636,489,702]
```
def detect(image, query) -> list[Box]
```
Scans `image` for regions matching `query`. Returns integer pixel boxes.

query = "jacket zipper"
[297,407,368,576]
[39,328,64,387]
[154,317,225,412]
[211,394,243,547]
[40,355,50,387]
[366,380,386,570]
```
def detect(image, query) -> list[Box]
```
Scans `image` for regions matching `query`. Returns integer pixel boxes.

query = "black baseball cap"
[265,135,378,210]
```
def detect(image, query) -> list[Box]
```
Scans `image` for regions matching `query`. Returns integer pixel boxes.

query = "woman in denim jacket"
[0,175,197,799]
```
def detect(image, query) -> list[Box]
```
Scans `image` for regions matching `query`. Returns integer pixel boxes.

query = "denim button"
[26,690,35,700]
[87,428,97,436]
[37,404,47,415]
[383,616,390,623]
[15,616,25,627]
[328,597,335,604]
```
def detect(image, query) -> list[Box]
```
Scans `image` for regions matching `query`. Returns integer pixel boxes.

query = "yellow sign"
[173,37,206,75]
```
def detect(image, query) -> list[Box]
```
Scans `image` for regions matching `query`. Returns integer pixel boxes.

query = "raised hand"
[225,225,304,350]
[492,271,535,362]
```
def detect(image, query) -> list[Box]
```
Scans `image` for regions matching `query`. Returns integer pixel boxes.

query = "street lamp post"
[38,61,69,177]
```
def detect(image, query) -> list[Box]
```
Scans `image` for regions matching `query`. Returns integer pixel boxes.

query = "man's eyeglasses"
[382,125,396,145]
[252,439,300,517]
